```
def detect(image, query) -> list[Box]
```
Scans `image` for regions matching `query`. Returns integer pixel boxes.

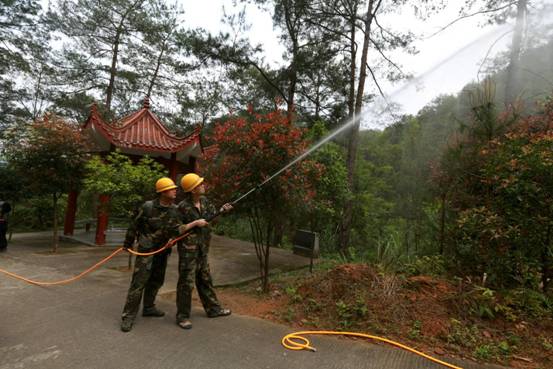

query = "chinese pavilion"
[63,97,203,245]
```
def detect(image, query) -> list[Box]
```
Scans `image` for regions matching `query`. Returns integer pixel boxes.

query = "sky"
[38,0,551,129]
[178,0,515,122]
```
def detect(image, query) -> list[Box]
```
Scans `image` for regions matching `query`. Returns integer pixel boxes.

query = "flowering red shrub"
[203,107,323,218]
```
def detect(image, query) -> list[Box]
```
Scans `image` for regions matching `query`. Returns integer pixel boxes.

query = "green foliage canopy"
[2,114,89,198]
[441,98,553,290]
[83,150,167,218]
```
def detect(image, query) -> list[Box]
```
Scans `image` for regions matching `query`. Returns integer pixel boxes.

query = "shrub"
[405,255,447,276]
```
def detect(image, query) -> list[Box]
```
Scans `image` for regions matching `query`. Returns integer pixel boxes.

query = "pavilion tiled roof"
[83,98,201,153]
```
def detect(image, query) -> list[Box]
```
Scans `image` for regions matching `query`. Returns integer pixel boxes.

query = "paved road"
[0,232,507,369]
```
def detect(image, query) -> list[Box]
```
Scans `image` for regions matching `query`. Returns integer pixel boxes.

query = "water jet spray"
[209,13,553,218]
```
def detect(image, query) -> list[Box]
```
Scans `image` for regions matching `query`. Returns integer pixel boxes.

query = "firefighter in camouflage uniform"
[175,173,233,329]
[120,177,200,332]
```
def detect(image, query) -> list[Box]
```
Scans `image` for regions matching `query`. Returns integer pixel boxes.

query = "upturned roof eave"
[83,103,203,155]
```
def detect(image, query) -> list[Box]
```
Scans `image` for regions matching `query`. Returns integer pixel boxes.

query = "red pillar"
[189,156,198,173]
[95,194,110,245]
[169,153,177,180]
[63,190,78,235]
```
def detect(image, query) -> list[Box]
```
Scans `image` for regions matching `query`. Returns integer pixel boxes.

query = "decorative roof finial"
[143,96,150,109]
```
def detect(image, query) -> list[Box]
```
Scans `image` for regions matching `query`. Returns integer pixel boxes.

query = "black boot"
[143,306,165,317]
[207,307,231,318]
[120,318,134,332]
[177,319,192,329]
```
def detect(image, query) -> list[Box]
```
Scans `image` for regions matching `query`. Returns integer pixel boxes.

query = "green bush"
[335,300,353,329]
[460,286,552,321]
[10,196,67,231]
[447,318,480,348]
[440,98,553,291]
[503,288,552,318]
[474,345,493,360]
[409,320,422,339]
[285,286,302,303]
[213,214,253,242]
[405,255,447,276]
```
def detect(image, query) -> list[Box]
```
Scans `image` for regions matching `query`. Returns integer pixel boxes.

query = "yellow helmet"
[181,173,204,192]
[155,177,177,193]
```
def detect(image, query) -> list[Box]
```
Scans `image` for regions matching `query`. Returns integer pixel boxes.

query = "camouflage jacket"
[124,199,181,250]
[177,196,218,247]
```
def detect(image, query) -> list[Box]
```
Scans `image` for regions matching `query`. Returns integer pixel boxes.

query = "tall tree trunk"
[146,37,169,98]
[439,192,446,255]
[263,240,271,293]
[353,1,375,115]
[543,224,552,293]
[261,219,273,292]
[284,1,298,123]
[404,229,409,255]
[336,4,358,258]
[338,0,377,257]
[105,0,144,112]
[414,219,420,252]
[287,65,297,123]
[504,0,527,105]
[272,221,285,247]
[314,75,321,121]
[52,193,58,253]
[248,207,272,293]
[8,203,14,241]
[347,10,356,117]
[106,32,121,113]
[31,67,44,120]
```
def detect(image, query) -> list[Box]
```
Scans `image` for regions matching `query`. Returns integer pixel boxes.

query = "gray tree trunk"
[105,0,144,112]
[504,0,527,105]
[339,0,377,257]
[52,194,59,253]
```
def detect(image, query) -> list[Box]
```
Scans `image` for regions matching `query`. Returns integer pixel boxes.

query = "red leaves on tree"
[202,107,322,211]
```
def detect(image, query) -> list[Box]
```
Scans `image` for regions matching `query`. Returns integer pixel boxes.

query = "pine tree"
[0,0,51,129]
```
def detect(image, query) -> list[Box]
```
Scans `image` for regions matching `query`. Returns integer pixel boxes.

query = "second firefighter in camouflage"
[175,173,233,329]
[176,195,222,321]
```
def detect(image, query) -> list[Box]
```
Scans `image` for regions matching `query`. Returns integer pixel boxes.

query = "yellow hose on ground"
[2,238,461,369]
[282,330,462,369]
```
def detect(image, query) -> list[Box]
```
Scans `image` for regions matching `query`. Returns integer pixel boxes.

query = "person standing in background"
[0,200,12,252]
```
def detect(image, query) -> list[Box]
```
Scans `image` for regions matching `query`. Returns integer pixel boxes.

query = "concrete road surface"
[0,232,508,369]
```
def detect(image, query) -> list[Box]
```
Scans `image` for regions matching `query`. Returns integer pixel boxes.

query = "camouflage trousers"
[176,243,221,321]
[121,249,170,321]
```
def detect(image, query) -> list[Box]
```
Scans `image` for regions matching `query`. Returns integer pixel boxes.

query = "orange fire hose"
[1,234,464,369]
[282,331,463,369]
[0,232,188,286]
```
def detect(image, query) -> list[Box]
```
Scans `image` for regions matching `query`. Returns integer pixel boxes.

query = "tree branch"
[204,47,289,103]
[426,1,518,39]
[304,17,353,42]
[373,15,406,45]
[249,62,289,104]
[369,37,405,76]
[476,29,513,81]
[365,62,385,98]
